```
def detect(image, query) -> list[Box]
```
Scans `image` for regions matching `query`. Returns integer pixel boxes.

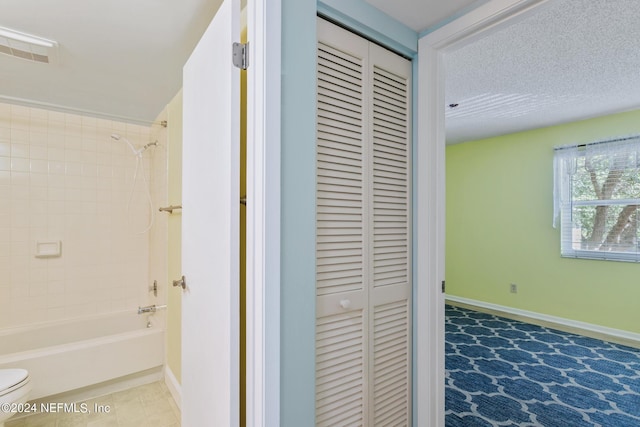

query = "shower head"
[110,133,121,141]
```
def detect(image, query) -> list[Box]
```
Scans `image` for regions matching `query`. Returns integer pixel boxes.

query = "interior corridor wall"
[446,108,640,334]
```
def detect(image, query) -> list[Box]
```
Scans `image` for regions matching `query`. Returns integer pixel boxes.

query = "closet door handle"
[339,299,351,309]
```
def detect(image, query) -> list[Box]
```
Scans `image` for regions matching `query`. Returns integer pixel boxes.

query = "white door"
[181,0,240,425]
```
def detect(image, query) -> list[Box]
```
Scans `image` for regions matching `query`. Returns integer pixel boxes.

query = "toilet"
[0,369,31,427]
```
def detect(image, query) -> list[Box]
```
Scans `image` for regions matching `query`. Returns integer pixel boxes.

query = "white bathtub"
[0,311,164,400]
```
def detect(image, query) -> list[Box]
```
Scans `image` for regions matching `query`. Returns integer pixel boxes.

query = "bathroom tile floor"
[6,381,180,427]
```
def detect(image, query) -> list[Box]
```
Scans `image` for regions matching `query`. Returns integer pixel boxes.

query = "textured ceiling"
[445,0,640,144]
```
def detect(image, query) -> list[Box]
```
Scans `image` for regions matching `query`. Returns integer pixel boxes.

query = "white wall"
[0,101,166,328]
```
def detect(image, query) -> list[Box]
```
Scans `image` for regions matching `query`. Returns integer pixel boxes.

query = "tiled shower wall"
[0,102,166,328]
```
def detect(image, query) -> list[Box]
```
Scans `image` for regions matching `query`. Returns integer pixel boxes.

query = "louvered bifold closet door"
[368,44,412,427]
[316,19,369,427]
[316,18,411,427]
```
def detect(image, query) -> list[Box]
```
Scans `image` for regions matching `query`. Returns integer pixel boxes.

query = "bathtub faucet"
[137,304,166,315]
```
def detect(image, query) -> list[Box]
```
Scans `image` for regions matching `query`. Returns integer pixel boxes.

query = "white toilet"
[0,369,31,427]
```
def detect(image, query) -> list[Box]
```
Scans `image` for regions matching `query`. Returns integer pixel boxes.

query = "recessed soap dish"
[35,240,62,258]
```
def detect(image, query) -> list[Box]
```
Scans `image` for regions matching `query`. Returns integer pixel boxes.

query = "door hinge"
[441,280,446,293]
[232,42,249,70]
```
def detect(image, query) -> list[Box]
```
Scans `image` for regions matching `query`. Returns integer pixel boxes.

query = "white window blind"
[554,135,640,261]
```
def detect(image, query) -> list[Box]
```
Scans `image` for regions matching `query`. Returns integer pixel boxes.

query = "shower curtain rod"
[0,95,167,128]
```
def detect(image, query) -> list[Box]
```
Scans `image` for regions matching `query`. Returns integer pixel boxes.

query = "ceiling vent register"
[0,26,58,64]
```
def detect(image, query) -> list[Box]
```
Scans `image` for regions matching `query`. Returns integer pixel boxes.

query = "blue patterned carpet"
[445,305,640,426]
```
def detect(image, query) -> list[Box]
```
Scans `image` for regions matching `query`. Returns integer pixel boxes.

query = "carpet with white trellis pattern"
[445,305,640,426]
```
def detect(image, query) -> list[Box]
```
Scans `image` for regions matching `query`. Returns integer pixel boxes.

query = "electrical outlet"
[510,283,518,293]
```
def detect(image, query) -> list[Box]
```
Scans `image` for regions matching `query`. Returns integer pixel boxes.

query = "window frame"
[554,136,640,262]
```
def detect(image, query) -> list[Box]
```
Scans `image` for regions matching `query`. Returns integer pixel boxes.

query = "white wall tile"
[11,129,29,143]
[30,146,48,159]
[10,105,29,118]
[48,174,66,188]
[0,102,164,329]
[48,147,65,161]
[11,143,30,158]
[65,134,83,150]
[81,163,97,177]
[65,114,81,126]
[11,171,29,186]
[11,158,30,172]
[0,241,9,258]
[65,148,83,163]
[65,162,82,176]
[30,214,47,228]
[30,159,49,174]
[30,197,48,211]
[0,142,10,156]
[29,283,48,297]
[11,186,29,201]
[0,157,10,171]
[29,131,47,146]
[11,240,30,257]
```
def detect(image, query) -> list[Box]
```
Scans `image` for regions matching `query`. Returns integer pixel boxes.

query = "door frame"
[243,0,553,426]
[245,1,282,427]
[416,0,550,425]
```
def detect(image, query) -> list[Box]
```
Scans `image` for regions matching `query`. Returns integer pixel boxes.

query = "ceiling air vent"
[0,26,57,64]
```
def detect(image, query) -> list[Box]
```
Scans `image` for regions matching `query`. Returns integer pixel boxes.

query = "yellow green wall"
[446,109,640,334]
[167,90,183,382]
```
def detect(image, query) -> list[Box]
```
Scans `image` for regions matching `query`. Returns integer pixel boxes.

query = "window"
[554,136,640,261]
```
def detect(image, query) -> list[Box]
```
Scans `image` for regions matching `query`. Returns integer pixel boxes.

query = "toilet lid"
[0,369,29,392]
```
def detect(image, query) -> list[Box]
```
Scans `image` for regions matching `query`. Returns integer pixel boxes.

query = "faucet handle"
[173,275,186,290]
[149,280,158,297]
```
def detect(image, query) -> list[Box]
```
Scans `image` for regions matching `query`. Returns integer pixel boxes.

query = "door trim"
[416,1,550,425]
[246,1,282,426]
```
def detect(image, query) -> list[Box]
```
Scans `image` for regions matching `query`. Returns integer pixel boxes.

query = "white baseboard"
[446,295,640,346]
[164,366,182,410]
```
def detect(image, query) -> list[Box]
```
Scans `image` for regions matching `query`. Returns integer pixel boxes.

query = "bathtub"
[0,311,164,400]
